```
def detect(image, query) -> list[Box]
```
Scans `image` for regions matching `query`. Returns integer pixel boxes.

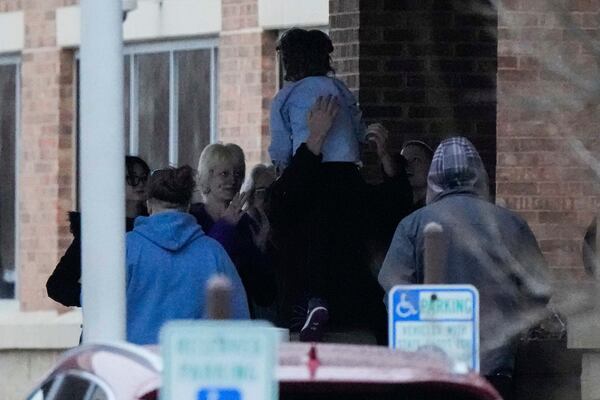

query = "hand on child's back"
[306,95,340,155]
[307,95,340,137]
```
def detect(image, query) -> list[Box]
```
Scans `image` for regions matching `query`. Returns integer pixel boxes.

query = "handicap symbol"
[198,388,241,400]
[395,293,418,318]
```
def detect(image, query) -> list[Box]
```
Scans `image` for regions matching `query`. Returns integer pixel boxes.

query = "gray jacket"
[379,137,551,375]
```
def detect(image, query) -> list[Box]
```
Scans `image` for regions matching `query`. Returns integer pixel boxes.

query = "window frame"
[123,38,219,166]
[0,54,20,301]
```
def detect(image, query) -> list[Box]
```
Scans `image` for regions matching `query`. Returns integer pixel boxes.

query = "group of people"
[45,27,553,399]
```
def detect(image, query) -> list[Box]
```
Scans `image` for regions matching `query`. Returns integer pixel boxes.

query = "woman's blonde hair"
[197,143,246,195]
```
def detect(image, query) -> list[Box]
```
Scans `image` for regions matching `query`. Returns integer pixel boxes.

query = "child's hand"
[306,95,339,155]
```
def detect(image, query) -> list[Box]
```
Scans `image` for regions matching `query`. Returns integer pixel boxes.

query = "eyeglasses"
[126,174,148,187]
[254,187,268,197]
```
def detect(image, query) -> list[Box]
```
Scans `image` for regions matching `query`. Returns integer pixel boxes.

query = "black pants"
[304,163,387,342]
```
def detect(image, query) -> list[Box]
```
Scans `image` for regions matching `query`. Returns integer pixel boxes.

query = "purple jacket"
[189,203,276,316]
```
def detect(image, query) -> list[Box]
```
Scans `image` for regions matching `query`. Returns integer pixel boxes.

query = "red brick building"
[0,0,596,324]
[1,0,599,398]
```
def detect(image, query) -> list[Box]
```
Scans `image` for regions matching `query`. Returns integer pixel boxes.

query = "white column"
[79,0,126,342]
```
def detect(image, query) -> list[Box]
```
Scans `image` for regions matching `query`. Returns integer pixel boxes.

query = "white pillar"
[79,0,126,342]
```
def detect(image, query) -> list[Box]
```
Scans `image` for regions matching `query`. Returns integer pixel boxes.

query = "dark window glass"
[177,49,211,169]
[137,52,170,169]
[0,64,16,299]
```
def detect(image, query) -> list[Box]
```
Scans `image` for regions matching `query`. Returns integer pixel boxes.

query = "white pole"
[80,0,126,342]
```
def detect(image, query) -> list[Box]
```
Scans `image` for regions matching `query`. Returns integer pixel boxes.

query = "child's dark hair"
[277,28,334,82]
[126,156,150,178]
[147,165,196,206]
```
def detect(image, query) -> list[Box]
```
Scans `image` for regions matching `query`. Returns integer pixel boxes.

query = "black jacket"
[268,144,413,337]
[46,212,135,307]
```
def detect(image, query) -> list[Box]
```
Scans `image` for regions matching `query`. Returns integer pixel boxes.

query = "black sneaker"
[299,299,329,342]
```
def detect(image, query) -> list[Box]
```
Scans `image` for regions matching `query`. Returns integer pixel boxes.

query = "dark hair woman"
[126,165,250,345]
[46,156,151,307]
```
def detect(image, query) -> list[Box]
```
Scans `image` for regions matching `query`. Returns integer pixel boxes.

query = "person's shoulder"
[286,76,334,99]
[488,201,534,230]
[330,76,353,94]
[272,81,302,105]
[395,206,427,234]
[490,200,522,219]
[125,229,144,250]
[192,233,226,254]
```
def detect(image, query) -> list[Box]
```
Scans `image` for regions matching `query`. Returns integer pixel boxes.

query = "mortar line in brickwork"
[220,27,263,36]
[22,47,60,54]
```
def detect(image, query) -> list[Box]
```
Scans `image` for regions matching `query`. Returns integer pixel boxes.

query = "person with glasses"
[244,164,276,251]
[46,156,150,308]
[190,144,276,319]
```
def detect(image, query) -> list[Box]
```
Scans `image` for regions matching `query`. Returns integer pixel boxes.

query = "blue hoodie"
[126,211,250,345]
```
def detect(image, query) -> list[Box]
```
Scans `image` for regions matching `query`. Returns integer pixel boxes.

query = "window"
[124,40,218,170]
[0,56,18,299]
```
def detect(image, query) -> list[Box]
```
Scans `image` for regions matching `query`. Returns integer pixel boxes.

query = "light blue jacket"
[269,76,366,168]
[126,211,250,345]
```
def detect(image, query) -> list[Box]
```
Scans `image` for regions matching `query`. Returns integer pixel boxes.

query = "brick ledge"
[0,302,81,350]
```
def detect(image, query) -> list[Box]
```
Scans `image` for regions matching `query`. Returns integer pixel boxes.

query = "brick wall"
[218,0,277,166]
[19,1,75,310]
[0,0,21,12]
[497,1,600,278]
[330,0,497,186]
[329,0,360,94]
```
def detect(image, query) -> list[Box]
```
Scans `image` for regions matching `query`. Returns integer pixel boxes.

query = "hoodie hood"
[132,211,204,251]
[426,137,490,204]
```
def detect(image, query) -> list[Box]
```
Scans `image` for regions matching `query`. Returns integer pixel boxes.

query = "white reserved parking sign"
[161,321,278,400]
[388,285,479,372]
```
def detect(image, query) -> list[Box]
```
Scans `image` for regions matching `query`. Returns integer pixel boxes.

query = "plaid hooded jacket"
[379,137,551,375]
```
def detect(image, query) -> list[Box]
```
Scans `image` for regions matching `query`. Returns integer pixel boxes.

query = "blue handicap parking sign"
[392,289,420,321]
[389,284,479,372]
[198,388,242,400]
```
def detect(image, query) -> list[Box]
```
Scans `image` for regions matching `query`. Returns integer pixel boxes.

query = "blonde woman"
[190,143,276,318]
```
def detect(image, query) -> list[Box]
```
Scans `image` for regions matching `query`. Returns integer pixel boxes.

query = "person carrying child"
[268,30,411,343]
